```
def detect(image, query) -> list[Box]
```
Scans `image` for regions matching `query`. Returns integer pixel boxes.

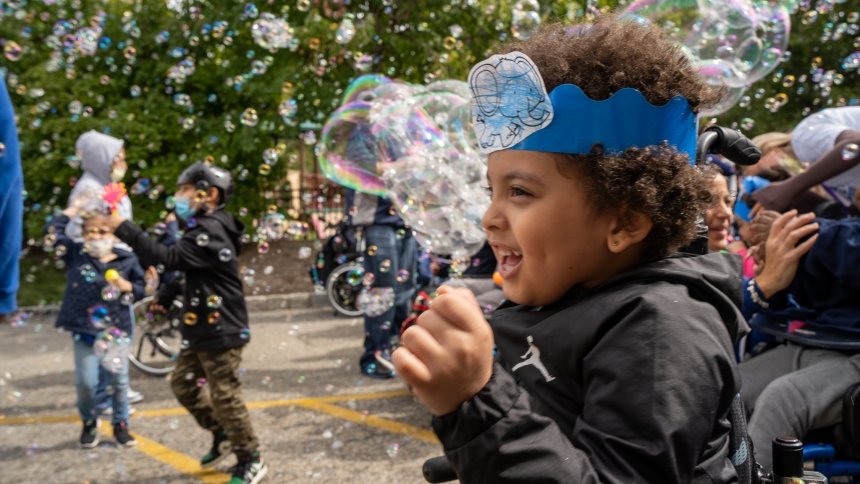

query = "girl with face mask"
[47,207,147,449]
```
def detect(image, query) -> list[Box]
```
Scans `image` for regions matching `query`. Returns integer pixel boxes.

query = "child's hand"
[104,214,126,232]
[393,285,494,416]
[755,210,819,298]
[114,276,134,293]
[62,205,79,217]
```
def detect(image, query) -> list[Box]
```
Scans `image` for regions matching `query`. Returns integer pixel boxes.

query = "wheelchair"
[308,222,366,317]
[749,314,860,482]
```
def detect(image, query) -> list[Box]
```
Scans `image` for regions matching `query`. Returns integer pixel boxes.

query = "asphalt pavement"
[0,301,445,483]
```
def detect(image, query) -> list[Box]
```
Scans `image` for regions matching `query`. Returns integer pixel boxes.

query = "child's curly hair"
[499,16,721,260]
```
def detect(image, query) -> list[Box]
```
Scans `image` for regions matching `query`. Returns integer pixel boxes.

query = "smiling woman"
[705,168,734,253]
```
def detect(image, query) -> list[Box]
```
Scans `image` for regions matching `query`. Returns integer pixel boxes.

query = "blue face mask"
[174,196,198,221]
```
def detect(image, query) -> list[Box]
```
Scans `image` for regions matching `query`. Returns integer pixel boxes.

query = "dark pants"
[171,346,259,460]
[360,225,417,367]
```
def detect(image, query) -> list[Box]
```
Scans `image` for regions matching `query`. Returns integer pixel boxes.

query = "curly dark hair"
[497,16,719,260]
[499,16,722,111]
[559,146,712,260]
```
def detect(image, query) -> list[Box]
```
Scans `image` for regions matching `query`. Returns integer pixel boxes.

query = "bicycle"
[128,296,184,376]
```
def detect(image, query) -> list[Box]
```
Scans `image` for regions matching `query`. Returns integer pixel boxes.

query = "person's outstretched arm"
[753,130,860,212]
[106,217,214,272]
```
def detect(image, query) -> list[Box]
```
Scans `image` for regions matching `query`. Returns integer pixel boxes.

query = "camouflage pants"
[171,347,259,459]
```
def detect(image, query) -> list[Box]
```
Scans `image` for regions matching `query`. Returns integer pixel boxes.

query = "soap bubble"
[511,0,541,41]
[251,13,292,50]
[396,269,410,283]
[357,287,395,317]
[623,0,792,108]
[218,248,233,262]
[93,327,130,374]
[319,77,487,259]
[206,295,222,309]
[240,108,259,127]
[336,19,356,44]
[346,268,364,286]
[101,285,121,302]
[4,41,22,61]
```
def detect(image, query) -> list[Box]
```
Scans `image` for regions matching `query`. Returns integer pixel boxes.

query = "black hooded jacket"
[432,252,747,483]
[115,210,249,350]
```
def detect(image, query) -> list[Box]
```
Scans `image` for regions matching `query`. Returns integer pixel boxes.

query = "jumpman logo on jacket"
[511,335,555,382]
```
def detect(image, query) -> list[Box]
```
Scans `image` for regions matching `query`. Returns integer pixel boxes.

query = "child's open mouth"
[497,248,522,279]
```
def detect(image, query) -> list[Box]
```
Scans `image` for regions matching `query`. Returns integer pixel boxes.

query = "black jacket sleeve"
[433,363,601,483]
[115,220,214,272]
[433,296,737,484]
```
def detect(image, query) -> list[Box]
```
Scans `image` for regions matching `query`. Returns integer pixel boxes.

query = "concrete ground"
[0,302,446,483]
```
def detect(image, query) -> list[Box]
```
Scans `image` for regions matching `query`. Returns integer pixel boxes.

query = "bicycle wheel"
[326,262,365,317]
[129,297,182,376]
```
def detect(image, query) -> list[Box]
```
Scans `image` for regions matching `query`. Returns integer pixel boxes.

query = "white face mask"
[110,166,127,182]
[84,239,114,258]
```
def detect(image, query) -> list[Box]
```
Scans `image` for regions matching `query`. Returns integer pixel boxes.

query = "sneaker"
[201,430,233,468]
[79,419,100,448]
[113,421,137,447]
[361,360,396,380]
[374,349,396,372]
[229,455,268,484]
[127,389,144,404]
[96,406,137,417]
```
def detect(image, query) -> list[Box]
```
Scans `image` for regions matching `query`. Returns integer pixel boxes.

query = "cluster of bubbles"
[93,327,130,374]
[251,13,294,50]
[624,0,796,116]
[318,74,488,259]
[356,287,395,317]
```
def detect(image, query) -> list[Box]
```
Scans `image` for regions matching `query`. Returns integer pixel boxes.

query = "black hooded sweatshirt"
[432,252,747,483]
[115,210,249,351]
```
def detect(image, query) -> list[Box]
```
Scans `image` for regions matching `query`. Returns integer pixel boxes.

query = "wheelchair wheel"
[129,296,183,376]
[326,262,365,317]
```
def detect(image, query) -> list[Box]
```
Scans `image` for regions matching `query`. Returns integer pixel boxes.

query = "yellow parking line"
[97,421,230,483]
[294,399,439,445]
[248,388,413,410]
[135,388,413,418]
[0,414,79,425]
[0,389,415,425]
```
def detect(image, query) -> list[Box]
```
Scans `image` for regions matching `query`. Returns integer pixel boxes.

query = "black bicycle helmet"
[177,161,234,206]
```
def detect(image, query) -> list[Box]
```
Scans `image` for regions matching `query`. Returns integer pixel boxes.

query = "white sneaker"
[127,389,144,404]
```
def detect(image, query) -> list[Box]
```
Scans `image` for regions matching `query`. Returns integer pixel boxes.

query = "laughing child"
[394,16,747,483]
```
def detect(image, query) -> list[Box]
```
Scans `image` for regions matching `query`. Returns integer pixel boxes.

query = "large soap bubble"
[624,0,792,114]
[317,102,387,196]
[318,77,489,261]
[383,149,488,258]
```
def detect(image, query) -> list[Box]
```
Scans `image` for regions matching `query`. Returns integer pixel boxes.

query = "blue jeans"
[73,337,130,425]
[95,308,134,410]
[360,225,417,367]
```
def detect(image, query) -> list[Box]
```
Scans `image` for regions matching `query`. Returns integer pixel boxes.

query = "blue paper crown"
[469,52,699,162]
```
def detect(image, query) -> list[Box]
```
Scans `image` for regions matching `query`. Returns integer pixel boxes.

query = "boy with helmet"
[105,161,267,484]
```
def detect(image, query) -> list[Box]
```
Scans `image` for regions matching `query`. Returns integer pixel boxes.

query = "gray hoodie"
[66,130,131,241]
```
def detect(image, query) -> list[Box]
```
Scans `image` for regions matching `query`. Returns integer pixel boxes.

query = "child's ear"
[208,187,220,205]
[606,210,653,253]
